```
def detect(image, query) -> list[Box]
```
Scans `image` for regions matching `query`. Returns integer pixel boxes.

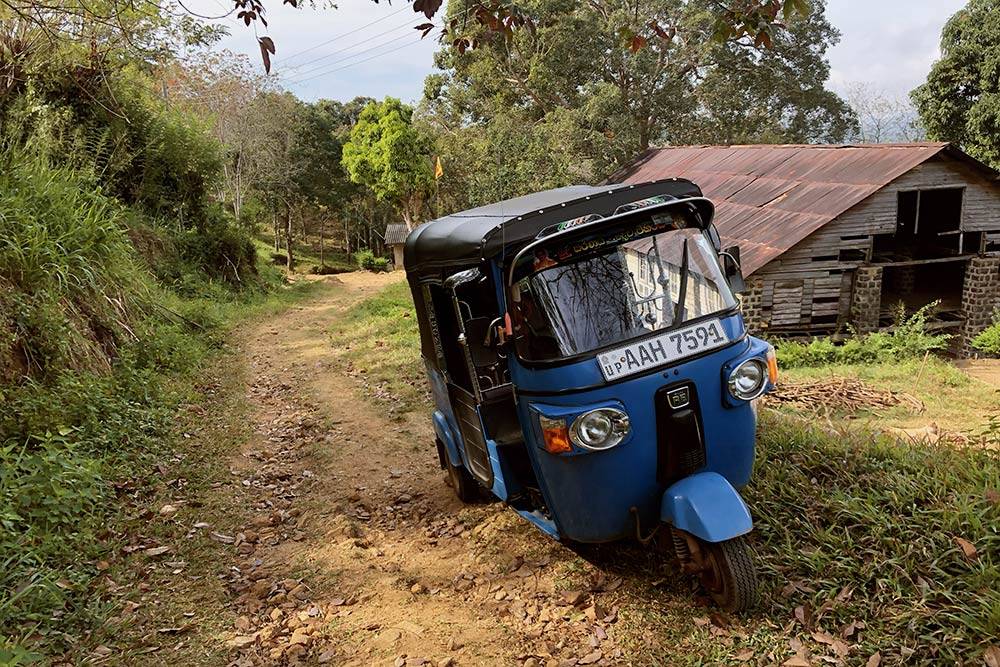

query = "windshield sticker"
[536,213,605,240]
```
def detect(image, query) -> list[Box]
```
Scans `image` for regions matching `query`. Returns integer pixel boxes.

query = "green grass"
[747,413,1000,664]
[332,281,1000,665]
[329,279,427,416]
[252,234,354,274]
[779,357,1000,432]
[0,146,324,660]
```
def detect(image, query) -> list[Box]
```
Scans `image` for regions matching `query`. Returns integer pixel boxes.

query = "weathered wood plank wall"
[748,155,1000,334]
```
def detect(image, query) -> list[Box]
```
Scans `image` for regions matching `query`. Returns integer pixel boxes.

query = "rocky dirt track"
[214,272,635,667]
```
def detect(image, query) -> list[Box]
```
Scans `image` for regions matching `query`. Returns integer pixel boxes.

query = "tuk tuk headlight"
[728,358,767,401]
[569,408,630,450]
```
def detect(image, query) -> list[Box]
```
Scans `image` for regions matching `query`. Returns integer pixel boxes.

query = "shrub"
[971,312,1000,355]
[354,249,376,270]
[776,303,950,368]
[310,264,351,275]
[372,257,391,273]
[0,146,147,380]
[173,209,258,286]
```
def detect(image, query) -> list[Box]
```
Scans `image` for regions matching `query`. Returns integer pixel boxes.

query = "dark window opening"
[874,187,967,262]
[811,314,839,325]
[811,255,838,262]
[838,248,867,262]
[814,296,840,304]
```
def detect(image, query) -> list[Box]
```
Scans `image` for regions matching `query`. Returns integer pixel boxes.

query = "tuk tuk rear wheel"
[445,457,479,503]
[698,536,759,613]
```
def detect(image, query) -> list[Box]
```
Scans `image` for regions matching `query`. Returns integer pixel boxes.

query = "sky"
[193,0,967,105]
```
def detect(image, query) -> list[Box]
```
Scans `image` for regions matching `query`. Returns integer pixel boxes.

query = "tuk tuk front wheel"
[696,536,760,613]
[445,456,479,503]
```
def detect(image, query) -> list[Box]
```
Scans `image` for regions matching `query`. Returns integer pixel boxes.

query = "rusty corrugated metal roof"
[608,142,980,275]
[384,223,409,245]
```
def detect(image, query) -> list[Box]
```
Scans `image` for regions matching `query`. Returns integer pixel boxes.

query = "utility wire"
[282,4,472,84]
[280,30,415,79]
[278,4,411,64]
[287,36,425,85]
[279,16,416,74]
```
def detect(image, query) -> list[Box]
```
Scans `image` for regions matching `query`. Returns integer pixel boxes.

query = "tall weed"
[0,146,148,379]
[777,303,950,368]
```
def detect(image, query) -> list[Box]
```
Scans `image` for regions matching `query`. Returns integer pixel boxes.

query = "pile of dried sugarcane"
[764,377,924,414]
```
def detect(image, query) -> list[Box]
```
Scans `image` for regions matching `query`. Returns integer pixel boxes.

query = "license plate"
[598,319,730,381]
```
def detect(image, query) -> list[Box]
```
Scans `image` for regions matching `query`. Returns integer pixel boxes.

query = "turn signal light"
[766,346,779,385]
[538,415,572,454]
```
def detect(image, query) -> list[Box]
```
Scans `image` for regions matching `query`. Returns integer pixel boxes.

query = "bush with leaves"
[354,249,376,270]
[776,303,950,368]
[0,146,147,380]
[972,315,1000,356]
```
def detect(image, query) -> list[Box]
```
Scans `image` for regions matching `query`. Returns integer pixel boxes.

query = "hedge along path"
[130,270,635,667]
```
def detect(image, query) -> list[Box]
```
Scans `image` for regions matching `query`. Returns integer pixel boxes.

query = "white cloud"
[825,0,965,98]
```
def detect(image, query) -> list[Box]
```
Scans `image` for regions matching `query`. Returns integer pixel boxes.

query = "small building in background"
[384,224,409,270]
[609,142,1000,356]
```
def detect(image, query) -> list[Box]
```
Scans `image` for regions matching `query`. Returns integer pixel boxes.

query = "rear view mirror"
[721,245,747,294]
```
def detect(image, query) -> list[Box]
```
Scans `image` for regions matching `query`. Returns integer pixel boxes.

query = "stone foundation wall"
[959,255,1000,357]
[850,266,883,334]
[739,278,765,334]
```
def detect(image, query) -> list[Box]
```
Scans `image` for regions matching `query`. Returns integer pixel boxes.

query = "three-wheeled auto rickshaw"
[404,179,777,611]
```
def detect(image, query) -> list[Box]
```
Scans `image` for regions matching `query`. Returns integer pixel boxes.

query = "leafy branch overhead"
[230,0,812,71]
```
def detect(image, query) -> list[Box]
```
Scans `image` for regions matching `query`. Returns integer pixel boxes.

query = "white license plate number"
[598,319,729,381]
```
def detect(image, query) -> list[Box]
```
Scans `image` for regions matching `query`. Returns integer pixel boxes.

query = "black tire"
[445,457,479,503]
[698,536,760,612]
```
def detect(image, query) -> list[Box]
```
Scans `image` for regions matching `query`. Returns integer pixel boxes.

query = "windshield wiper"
[674,239,690,323]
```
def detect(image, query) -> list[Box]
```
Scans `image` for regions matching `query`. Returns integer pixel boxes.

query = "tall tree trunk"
[319,220,325,266]
[401,207,414,232]
[273,209,280,253]
[284,202,294,273]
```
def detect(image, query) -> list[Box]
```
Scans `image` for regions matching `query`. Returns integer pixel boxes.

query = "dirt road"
[198,272,641,666]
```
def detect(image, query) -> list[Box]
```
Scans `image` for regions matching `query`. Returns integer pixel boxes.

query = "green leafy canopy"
[341,97,435,228]
[912,0,1000,168]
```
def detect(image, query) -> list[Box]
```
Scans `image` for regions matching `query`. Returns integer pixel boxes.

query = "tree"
[165,50,278,222]
[342,97,435,231]
[844,82,924,143]
[911,0,1000,167]
[0,0,810,74]
[423,0,855,182]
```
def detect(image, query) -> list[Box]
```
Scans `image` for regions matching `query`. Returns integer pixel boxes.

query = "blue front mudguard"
[660,472,753,543]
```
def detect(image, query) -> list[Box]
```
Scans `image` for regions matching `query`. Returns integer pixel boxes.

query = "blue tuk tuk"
[404,179,777,611]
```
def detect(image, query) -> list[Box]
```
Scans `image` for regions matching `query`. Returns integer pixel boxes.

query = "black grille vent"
[654,382,706,486]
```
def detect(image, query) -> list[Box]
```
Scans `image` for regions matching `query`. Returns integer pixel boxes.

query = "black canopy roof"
[404,178,706,278]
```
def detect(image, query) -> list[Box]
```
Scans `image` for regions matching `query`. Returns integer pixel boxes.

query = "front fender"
[660,472,752,543]
[433,411,462,467]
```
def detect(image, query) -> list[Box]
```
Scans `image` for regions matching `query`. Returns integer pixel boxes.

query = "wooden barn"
[610,143,1000,355]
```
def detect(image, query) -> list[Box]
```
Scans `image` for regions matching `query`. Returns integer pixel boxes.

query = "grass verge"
[778,356,1000,432]
[328,278,427,416]
[0,274,320,664]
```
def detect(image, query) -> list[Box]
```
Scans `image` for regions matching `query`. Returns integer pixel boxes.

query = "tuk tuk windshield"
[510,228,737,362]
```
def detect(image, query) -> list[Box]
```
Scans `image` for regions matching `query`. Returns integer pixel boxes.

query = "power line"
[280,30,415,79]
[279,16,416,75]
[279,4,412,64]
[287,36,425,85]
